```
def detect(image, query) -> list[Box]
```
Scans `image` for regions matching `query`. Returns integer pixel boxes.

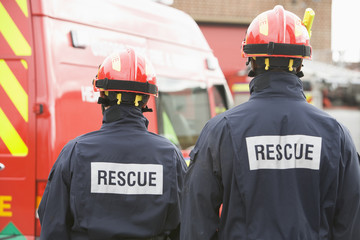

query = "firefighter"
[38,48,187,240]
[180,5,360,240]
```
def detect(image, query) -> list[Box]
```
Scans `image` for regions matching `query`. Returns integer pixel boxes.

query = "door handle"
[0,163,5,171]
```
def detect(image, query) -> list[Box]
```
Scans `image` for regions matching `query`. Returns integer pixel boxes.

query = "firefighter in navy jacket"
[180,6,360,240]
[38,48,187,240]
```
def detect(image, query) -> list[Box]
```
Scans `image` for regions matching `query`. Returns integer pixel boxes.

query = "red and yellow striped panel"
[0,0,31,156]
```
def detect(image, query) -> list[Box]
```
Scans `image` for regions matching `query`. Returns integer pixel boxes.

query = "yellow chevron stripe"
[0,2,31,56]
[15,0,28,17]
[0,108,28,156]
[20,59,28,69]
[0,59,28,122]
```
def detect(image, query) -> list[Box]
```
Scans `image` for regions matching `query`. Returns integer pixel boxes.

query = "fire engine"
[0,0,233,238]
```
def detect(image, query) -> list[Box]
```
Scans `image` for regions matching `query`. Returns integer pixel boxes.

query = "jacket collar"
[249,71,306,100]
[102,104,149,129]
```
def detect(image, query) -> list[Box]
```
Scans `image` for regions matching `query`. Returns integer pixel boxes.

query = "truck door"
[0,0,36,237]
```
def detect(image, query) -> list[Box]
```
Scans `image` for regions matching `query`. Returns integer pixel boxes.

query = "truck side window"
[212,85,228,115]
[156,78,210,150]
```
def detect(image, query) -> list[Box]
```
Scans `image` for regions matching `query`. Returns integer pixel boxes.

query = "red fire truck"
[0,0,233,238]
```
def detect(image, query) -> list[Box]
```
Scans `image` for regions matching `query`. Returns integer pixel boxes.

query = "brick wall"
[172,0,332,62]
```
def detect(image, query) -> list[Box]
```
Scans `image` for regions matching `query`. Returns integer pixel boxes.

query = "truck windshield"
[156,77,211,150]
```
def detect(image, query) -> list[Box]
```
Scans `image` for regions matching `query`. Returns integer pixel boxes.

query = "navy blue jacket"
[39,104,187,240]
[180,72,360,240]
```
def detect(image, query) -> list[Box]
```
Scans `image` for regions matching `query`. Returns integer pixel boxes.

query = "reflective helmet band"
[94,79,158,95]
[243,42,311,58]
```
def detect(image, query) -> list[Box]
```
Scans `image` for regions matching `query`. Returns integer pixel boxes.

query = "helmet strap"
[97,92,117,115]
[97,91,152,112]
[296,71,304,78]
[250,57,303,77]
[142,105,153,113]
[248,69,256,77]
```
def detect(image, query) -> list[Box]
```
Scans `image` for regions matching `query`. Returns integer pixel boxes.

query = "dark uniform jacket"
[180,72,360,240]
[38,104,187,240]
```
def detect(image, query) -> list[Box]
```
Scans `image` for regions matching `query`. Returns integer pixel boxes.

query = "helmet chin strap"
[97,96,112,115]
[141,106,153,113]
[97,91,152,114]
[249,57,304,78]
[101,103,106,115]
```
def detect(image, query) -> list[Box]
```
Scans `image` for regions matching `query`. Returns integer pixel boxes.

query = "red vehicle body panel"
[0,0,232,237]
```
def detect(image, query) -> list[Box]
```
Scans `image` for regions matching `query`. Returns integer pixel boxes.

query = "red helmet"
[93,48,158,96]
[242,5,312,59]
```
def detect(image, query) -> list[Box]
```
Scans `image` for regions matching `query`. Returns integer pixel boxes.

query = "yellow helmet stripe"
[0,59,28,122]
[0,108,28,156]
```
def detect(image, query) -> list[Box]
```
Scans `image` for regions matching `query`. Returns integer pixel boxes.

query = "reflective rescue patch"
[111,54,121,72]
[246,135,322,170]
[91,162,163,195]
[259,15,268,36]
